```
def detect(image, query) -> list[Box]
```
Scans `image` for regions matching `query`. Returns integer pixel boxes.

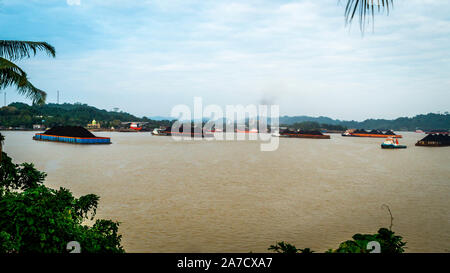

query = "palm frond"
[0,57,27,78]
[344,0,394,31]
[0,40,56,60]
[18,80,47,105]
[0,67,46,105]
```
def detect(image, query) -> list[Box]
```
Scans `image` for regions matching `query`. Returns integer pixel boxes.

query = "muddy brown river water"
[2,131,449,252]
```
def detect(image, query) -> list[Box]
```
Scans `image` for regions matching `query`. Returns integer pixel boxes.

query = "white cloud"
[67,0,81,6]
[7,0,450,119]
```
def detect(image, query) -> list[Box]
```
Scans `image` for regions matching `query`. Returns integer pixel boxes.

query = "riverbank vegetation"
[1,102,448,132]
[0,102,172,130]
[269,227,406,254]
[0,146,124,253]
[269,205,406,254]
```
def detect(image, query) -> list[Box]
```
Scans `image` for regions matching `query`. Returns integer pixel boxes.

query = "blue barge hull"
[33,133,111,144]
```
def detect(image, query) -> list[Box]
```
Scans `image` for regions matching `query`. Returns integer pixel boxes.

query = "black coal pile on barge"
[342,129,402,138]
[425,129,449,135]
[369,129,383,134]
[42,126,96,137]
[416,134,450,147]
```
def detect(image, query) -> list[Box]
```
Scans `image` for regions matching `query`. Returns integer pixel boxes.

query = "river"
[2,131,449,252]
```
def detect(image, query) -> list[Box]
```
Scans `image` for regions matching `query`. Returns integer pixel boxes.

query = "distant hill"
[1,102,448,131]
[0,102,172,129]
[280,113,450,131]
[279,115,342,125]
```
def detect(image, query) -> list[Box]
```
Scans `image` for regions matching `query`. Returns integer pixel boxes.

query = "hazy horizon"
[5,100,449,123]
[1,0,449,120]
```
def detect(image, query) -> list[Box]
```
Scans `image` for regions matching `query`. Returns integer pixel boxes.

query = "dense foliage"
[0,102,172,129]
[330,228,406,253]
[341,113,450,131]
[0,151,124,253]
[280,113,450,131]
[3,102,447,132]
[268,242,314,254]
[269,228,406,254]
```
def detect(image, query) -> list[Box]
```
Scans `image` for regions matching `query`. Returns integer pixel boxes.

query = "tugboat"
[152,128,162,135]
[381,137,407,149]
[207,128,223,133]
[236,128,259,133]
[130,122,142,131]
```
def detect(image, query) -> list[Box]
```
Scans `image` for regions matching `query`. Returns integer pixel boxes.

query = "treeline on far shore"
[284,121,347,132]
[0,102,172,130]
[280,113,450,131]
[0,102,448,132]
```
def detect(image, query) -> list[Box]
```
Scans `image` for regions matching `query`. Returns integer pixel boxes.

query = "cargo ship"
[342,129,402,138]
[33,126,111,144]
[279,129,330,139]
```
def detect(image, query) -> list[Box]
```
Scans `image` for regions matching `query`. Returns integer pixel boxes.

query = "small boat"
[130,122,142,131]
[381,138,407,149]
[207,128,223,133]
[236,128,259,133]
[152,128,161,135]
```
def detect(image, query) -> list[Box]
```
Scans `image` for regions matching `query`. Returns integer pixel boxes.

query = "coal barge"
[279,129,330,139]
[415,134,450,147]
[152,126,214,138]
[33,126,111,144]
[342,129,402,138]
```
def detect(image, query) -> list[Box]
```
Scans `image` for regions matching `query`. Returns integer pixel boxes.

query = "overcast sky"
[1,0,449,120]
